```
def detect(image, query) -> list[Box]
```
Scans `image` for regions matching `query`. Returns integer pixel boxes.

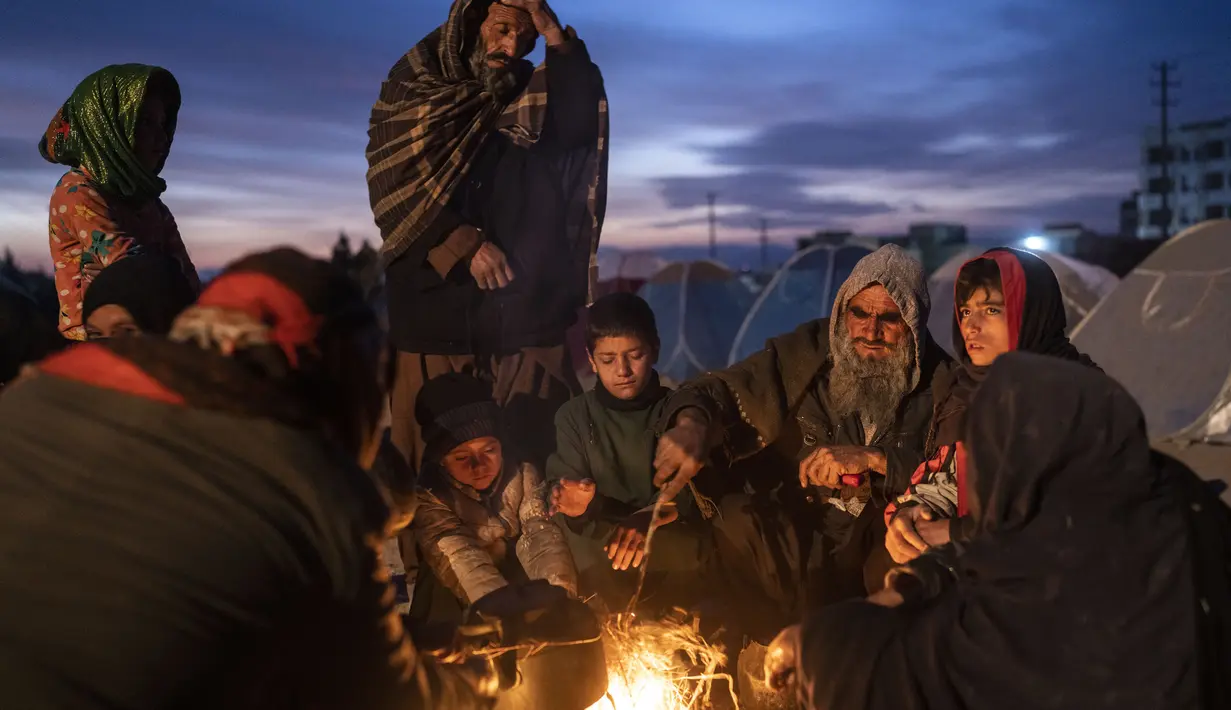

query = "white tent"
[638,261,754,383]
[927,247,1119,355]
[1071,221,1231,500]
[1072,220,1231,443]
[727,243,873,364]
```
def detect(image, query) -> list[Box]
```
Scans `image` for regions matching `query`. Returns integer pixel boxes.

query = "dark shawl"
[929,247,1097,451]
[365,0,609,298]
[797,352,1223,710]
[0,277,67,387]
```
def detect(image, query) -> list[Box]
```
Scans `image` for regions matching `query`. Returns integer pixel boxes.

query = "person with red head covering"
[0,248,495,709]
[881,247,1099,567]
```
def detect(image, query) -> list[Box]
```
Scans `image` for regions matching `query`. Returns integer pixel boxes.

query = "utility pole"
[759,217,769,274]
[1151,62,1179,239]
[707,192,718,259]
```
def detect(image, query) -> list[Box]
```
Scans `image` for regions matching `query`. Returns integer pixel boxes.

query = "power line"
[759,217,769,274]
[707,192,718,260]
[1151,61,1180,239]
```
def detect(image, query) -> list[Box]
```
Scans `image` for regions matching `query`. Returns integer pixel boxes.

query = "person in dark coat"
[0,248,496,709]
[367,0,609,470]
[765,352,1231,710]
[82,252,197,339]
[651,245,952,635]
[547,292,714,612]
[0,275,67,391]
[882,247,1099,564]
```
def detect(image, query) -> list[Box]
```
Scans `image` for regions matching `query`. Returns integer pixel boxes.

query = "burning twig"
[624,492,668,615]
[587,612,738,710]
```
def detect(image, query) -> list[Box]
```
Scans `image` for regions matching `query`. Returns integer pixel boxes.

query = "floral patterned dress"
[49,169,199,340]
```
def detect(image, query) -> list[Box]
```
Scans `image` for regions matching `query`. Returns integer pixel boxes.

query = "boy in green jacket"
[547,293,713,612]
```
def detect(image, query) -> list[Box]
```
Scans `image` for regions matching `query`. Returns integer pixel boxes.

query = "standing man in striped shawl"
[367,0,609,471]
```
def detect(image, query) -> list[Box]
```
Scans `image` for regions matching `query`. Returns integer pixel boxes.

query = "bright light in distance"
[1022,236,1050,251]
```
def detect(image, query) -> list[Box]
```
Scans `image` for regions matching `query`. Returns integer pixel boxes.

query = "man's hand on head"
[469,242,516,290]
[498,0,566,45]
[652,409,708,503]
[798,445,885,489]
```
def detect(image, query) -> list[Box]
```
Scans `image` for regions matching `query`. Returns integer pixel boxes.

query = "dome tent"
[927,246,1118,357]
[1072,220,1231,442]
[727,243,874,365]
[638,261,754,384]
[1071,220,1231,499]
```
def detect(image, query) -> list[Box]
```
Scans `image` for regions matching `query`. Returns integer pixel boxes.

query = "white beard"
[827,327,915,435]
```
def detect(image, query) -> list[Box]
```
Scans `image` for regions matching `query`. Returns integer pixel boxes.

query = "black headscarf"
[930,247,1097,451]
[797,353,1223,710]
[82,253,197,336]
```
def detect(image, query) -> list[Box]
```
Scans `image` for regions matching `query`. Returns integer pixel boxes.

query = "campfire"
[586,612,738,710]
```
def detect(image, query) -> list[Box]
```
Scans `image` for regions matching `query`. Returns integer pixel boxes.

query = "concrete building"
[1137,116,1231,239]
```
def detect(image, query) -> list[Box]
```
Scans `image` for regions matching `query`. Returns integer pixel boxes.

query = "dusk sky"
[1,0,1229,269]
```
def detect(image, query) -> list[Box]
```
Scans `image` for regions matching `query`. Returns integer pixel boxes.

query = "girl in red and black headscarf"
[882,247,1098,564]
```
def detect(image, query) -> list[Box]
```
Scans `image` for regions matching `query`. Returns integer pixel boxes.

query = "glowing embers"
[587,612,737,710]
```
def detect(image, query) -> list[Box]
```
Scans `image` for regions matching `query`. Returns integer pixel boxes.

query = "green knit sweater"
[546,373,695,523]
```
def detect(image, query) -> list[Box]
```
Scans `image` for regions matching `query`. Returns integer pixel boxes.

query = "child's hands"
[549,478,596,517]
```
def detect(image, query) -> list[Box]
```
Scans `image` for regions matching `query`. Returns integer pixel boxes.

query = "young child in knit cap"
[408,373,577,626]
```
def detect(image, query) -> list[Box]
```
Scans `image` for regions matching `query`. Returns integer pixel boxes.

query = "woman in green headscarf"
[41,64,199,341]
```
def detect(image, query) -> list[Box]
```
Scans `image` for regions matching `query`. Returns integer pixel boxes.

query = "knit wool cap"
[83,253,196,335]
[415,373,503,464]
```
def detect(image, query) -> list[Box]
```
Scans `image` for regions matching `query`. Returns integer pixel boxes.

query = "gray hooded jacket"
[661,245,951,511]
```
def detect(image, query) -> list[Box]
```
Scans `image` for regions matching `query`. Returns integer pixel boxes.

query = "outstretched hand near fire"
[765,624,802,692]
[652,408,708,504]
[605,503,679,571]
[549,478,595,517]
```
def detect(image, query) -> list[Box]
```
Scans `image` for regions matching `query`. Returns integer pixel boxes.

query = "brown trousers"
[389,345,580,470]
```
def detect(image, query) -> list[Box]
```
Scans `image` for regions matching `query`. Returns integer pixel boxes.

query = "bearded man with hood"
[367,0,608,470]
[652,245,952,635]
